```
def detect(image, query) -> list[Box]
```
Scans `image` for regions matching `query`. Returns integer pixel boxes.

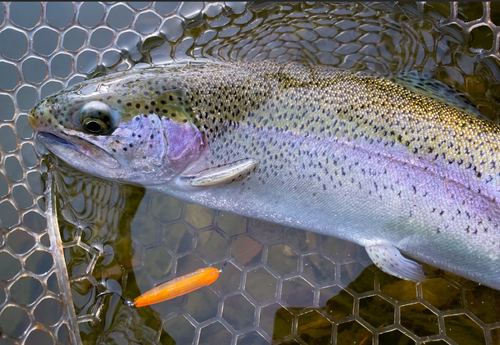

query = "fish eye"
[79,101,118,135]
[82,118,107,133]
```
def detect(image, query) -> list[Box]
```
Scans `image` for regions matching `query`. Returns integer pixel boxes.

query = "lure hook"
[219,261,228,272]
[97,290,136,307]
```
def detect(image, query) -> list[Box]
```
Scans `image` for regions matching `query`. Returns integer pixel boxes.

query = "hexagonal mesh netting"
[3,2,500,345]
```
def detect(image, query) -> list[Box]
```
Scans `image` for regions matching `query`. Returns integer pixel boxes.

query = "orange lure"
[98,265,224,307]
[134,266,221,307]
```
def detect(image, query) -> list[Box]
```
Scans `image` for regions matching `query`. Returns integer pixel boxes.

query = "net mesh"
[2,2,500,345]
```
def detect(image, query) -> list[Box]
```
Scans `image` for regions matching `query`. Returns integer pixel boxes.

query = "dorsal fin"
[387,70,488,121]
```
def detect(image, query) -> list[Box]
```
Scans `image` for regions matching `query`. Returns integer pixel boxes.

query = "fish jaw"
[36,130,121,170]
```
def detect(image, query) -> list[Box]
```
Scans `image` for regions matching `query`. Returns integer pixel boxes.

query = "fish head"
[29,70,206,185]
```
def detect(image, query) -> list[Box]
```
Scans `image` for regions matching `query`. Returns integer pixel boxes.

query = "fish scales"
[29,61,500,289]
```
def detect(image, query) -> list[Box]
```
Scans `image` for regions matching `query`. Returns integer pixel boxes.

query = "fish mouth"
[36,132,121,169]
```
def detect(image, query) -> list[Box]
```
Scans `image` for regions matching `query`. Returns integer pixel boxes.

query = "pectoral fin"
[185,158,257,187]
[366,244,426,282]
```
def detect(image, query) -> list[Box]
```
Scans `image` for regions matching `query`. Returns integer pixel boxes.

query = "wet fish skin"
[29,61,500,289]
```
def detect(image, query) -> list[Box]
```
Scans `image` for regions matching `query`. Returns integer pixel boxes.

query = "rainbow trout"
[29,61,500,289]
